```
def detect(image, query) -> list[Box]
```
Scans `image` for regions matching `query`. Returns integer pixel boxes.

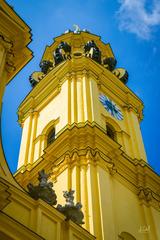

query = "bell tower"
[16,28,160,240]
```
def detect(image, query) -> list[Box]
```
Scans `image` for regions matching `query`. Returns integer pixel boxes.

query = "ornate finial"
[73,24,81,33]
[57,189,84,225]
[27,169,57,206]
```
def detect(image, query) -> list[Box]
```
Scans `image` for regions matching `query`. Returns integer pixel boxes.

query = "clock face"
[99,94,123,120]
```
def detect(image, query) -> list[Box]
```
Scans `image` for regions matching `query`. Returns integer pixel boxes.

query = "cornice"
[0,33,16,74]
[0,1,32,83]
[15,123,160,211]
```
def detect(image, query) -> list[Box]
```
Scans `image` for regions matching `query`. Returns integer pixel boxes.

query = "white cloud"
[116,0,160,40]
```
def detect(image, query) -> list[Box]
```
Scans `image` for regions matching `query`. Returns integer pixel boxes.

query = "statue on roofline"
[53,41,71,65]
[84,40,101,64]
[27,169,57,206]
[57,189,84,225]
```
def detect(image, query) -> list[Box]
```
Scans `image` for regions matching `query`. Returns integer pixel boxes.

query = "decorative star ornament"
[99,94,123,120]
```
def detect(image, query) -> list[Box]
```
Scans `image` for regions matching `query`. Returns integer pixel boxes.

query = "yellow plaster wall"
[36,80,68,136]
[4,198,32,227]
[34,140,40,162]
[53,169,68,206]
[150,207,160,238]
[37,211,59,240]
[97,166,117,239]
[18,115,32,168]
[114,180,144,239]
[127,109,147,160]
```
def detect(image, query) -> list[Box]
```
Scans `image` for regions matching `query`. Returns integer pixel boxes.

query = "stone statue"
[84,40,101,64]
[53,41,72,65]
[27,169,57,206]
[112,68,129,84]
[40,60,53,74]
[57,189,84,225]
[84,40,96,53]
[53,47,64,65]
[29,71,44,87]
[73,24,81,33]
[63,190,75,206]
[58,41,71,60]
[29,60,53,87]
[103,57,117,71]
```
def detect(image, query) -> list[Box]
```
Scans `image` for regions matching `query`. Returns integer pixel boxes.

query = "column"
[18,113,33,168]
[86,150,103,239]
[82,70,92,122]
[80,163,90,230]
[129,108,147,161]
[28,111,39,164]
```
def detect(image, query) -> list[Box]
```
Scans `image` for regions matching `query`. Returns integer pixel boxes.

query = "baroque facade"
[0,1,160,240]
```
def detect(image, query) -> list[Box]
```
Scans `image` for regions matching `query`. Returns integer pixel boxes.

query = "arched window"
[106,123,116,140]
[47,128,55,146]
[119,232,136,240]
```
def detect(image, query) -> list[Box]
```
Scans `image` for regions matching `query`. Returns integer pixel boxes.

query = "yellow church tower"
[15,27,160,240]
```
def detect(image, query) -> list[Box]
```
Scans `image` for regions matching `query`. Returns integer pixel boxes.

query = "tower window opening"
[119,232,136,240]
[106,124,115,140]
[47,128,55,146]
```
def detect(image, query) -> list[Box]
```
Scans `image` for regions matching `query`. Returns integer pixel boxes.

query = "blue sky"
[2,0,160,174]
